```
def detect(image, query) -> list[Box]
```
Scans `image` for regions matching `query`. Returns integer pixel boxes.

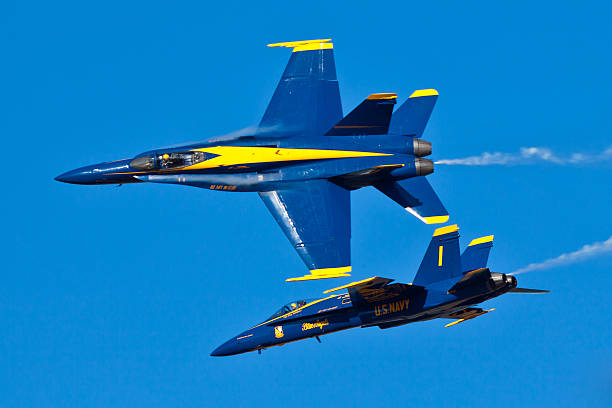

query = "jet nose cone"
[54,173,68,183]
[211,335,254,357]
[210,346,226,357]
[55,169,79,184]
[210,341,235,357]
[54,168,93,184]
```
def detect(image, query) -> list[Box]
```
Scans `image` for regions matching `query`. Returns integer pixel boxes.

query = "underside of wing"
[259,180,351,281]
[260,39,343,137]
[375,177,449,224]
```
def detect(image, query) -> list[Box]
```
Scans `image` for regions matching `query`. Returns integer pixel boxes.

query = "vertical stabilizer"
[413,225,462,285]
[461,236,494,273]
[388,89,438,137]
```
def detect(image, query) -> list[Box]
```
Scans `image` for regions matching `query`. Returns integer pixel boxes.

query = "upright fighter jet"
[56,39,448,281]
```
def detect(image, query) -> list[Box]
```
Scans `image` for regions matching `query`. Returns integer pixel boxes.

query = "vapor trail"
[160,125,282,149]
[511,235,612,275]
[435,146,612,166]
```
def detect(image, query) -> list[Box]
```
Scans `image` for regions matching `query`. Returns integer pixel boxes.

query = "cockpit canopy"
[130,151,211,171]
[267,298,316,321]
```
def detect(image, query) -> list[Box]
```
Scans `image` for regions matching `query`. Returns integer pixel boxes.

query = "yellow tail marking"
[410,89,439,98]
[438,246,444,267]
[367,93,397,100]
[433,224,459,237]
[267,39,333,52]
[468,235,494,246]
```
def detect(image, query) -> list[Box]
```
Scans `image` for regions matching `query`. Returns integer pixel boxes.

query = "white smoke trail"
[511,235,612,275]
[435,146,612,166]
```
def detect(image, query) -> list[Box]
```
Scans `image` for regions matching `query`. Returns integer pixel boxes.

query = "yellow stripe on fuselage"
[251,295,338,329]
[183,146,391,170]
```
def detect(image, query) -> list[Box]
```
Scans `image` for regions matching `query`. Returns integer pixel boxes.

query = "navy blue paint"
[55,45,447,274]
[211,229,543,356]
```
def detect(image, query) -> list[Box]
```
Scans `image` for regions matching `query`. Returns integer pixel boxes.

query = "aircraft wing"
[324,276,424,306]
[260,39,342,137]
[259,180,351,281]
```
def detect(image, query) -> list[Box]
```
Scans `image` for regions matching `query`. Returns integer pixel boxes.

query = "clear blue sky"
[3,1,611,406]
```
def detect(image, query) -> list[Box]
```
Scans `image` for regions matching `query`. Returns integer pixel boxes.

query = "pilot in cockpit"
[159,153,171,168]
[291,300,307,310]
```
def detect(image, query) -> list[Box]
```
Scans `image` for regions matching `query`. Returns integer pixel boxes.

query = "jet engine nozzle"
[413,139,432,157]
[415,158,434,176]
[489,272,507,289]
[490,273,517,290]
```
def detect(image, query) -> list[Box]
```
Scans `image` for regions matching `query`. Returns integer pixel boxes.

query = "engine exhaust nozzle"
[415,158,434,176]
[413,139,432,157]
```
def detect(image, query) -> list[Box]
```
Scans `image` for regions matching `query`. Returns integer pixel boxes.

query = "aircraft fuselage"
[55,134,433,191]
[211,272,517,356]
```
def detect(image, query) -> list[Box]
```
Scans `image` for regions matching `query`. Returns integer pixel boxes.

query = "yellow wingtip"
[468,235,494,246]
[433,224,459,237]
[410,89,439,98]
[286,266,352,282]
[286,273,351,282]
[311,266,351,275]
[267,39,333,52]
[424,215,450,224]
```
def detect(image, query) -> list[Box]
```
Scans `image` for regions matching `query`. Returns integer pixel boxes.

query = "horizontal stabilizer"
[461,235,494,272]
[443,308,494,327]
[507,288,550,294]
[326,93,397,136]
[375,177,449,224]
[413,225,462,286]
[389,89,438,137]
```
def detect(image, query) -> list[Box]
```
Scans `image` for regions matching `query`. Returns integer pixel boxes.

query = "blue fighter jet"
[55,39,448,281]
[211,225,548,356]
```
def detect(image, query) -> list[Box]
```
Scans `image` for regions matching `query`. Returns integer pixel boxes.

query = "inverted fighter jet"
[211,225,548,356]
[55,39,448,281]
